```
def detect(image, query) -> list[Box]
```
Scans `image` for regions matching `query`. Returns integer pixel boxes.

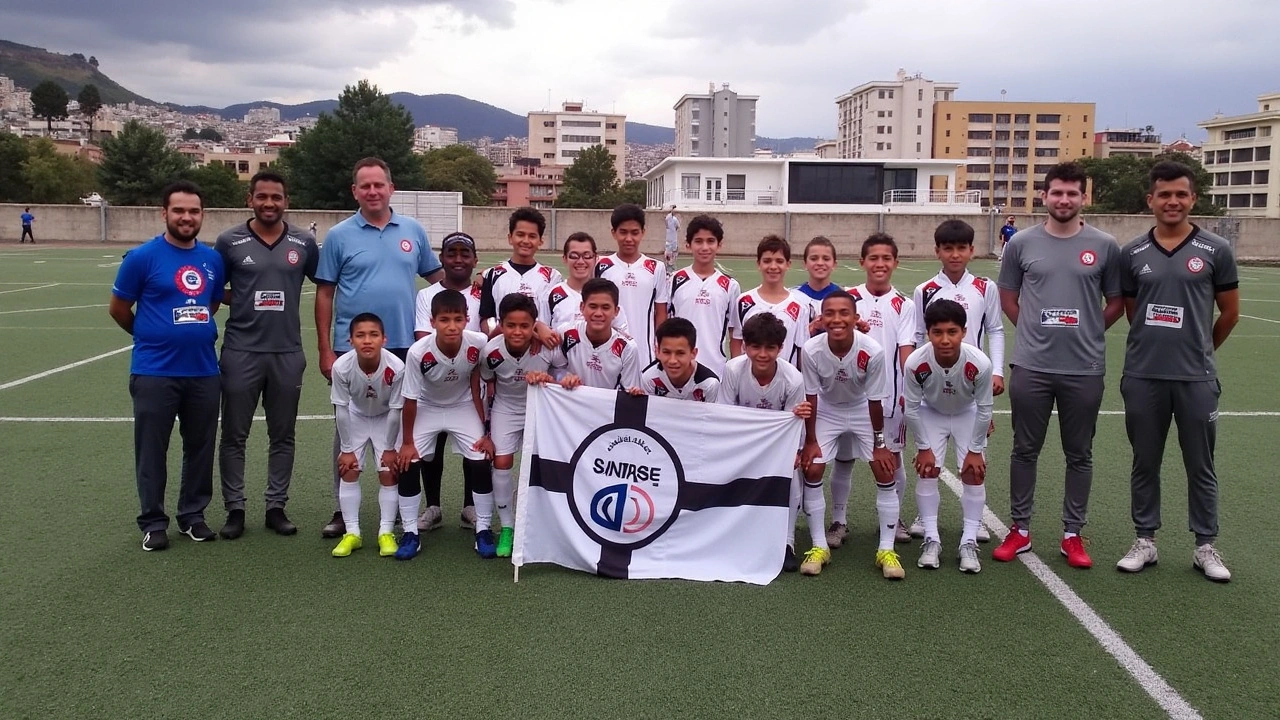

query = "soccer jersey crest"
[913,363,932,385]
[717,275,731,292]
[965,361,979,382]
[420,353,438,374]
[784,301,801,321]
[383,367,396,386]
[467,346,480,364]
[672,270,690,294]
[611,338,627,358]
[643,258,658,274]
[595,257,615,275]
[562,329,581,354]
[539,265,554,282]
[972,277,989,296]
[737,294,757,321]
[920,280,941,307]
[856,349,870,372]
[487,349,504,370]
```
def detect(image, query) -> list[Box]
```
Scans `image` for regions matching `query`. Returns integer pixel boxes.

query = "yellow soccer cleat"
[876,549,906,580]
[800,546,831,576]
[378,533,398,557]
[331,533,362,558]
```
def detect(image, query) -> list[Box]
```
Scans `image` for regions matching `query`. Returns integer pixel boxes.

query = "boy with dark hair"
[541,232,631,333]
[903,299,994,573]
[640,317,720,402]
[597,204,668,364]
[669,214,739,378]
[479,207,563,336]
[330,313,405,558]
[731,235,811,367]
[528,278,641,392]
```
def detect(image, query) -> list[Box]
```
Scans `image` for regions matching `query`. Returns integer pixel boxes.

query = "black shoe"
[142,530,170,552]
[178,522,217,542]
[265,508,297,536]
[782,545,799,573]
[320,510,345,539]
[219,509,245,540]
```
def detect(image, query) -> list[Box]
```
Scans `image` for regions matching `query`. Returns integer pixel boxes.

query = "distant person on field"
[309,221,318,238]
[20,207,35,244]
[999,216,1017,259]
[664,205,680,268]
[213,171,319,540]
[314,156,444,539]
[1114,161,1239,582]
[108,181,225,552]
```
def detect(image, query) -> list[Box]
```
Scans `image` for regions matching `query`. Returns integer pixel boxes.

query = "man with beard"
[109,181,226,551]
[213,171,319,539]
[994,162,1124,570]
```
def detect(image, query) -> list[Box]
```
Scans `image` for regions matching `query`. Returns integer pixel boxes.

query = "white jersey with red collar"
[553,322,641,391]
[331,348,406,417]
[669,266,739,378]
[539,281,631,335]
[480,260,563,324]
[640,360,720,402]
[595,253,669,362]
[716,355,806,412]
[731,287,812,366]
[847,283,916,415]
[479,335,555,416]
[801,331,888,407]
[414,281,483,335]
[402,330,488,407]
[912,270,1005,375]
[903,343,994,453]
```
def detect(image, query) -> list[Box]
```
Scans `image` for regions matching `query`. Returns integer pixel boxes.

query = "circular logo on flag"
[568,424,683,549]
[174,265,205,297]
[400,239,413,253]
[1080,250,1097,266]
[287,249,300,265]
[1187,256,1205,273]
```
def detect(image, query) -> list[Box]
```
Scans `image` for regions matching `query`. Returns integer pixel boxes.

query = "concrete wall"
[4,202,1278,260]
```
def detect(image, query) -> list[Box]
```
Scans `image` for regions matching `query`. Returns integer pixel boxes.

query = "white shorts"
[914,404,983,469]
[491,410,525,457]
[815,402,873,464]
[346,411,395,471]
[883,396,908,453]
[413,403,486,461]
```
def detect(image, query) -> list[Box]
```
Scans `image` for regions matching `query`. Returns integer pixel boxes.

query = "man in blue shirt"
[999,216,1017,260]
[109,181,225,551]
[20,208,34,243]
[314,157,444,537]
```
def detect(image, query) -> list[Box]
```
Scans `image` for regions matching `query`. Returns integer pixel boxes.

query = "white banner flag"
[513,384,802,585]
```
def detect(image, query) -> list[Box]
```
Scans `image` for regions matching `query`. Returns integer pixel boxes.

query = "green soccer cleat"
[496,527,514,558]
[378,533,398,557]
[332,533,362,558]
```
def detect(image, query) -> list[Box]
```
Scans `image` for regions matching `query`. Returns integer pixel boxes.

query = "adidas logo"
[1138,264,1152,275]
[241,256,255,265]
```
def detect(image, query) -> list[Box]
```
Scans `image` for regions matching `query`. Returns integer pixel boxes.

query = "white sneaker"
[460,505,478,530]
[895,520,912,544]
[825,522,849,549]
[1116,537,1158,573]
[958,541,981,573]
[907,515,925,539]
[917,539,942,569]
[416,505,443,532]
[977,524,991,543]
[1194,544,1231,583]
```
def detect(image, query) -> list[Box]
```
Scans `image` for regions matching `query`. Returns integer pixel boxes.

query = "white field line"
[0,283,58,295]
[0,345,133,390]
[0,414,335,422]
[0,304,108,315]
[939,468,1203,720]
[1241,298,1280,303]
[989,409,1280,417]
[1240,314,1280,325]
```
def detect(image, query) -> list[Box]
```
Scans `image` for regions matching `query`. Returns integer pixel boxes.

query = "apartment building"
[527,102,626,181]
[414,124,459,153]
[1199,93,1280,218]
[835,70,959,159]
[674,82,758,157]
[1094,129,1162,158]
[932,101,1094,209]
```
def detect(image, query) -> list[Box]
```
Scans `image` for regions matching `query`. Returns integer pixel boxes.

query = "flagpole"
[512,383,541,583]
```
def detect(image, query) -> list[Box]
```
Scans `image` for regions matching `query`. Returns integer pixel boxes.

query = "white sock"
[915,477,940,542]
[787,471,802,547]
[830,460,853,525]
[875,484,900,551]
[894,461,906,507]
[377,485,398,534]
[473,491,494,532]
[803,482,829,550]
[338,480,361,537]
[492,467,514,528]
[1064,531,1078,540]
[960,483,986,546]
[398,493,421,534]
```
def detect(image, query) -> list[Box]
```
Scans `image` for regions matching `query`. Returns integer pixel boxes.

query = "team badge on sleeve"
[672,270,690,294]
[913,363,932,385]
[856,349,870,372]
[540,265,554,281]
[964,362,979,382]
[421,353,438,374]
[785,302,801,321]
[383,367,396,385]
[487,350,505,370]
[610,338,627,358]
[643,259,658,274]
[717,275,731,292]
[737,294,757,321]
[562,329,581,354]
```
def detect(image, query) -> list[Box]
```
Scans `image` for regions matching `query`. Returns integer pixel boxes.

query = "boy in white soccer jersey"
[476,294,555,558]
[479,207,563,336]
[596,204,668,364]
[412,231,481,532]
[396,290,494,560]
[527,278,641,392]
[800,291,902,579]
[539,231,630,334]
[330,313,406,559]
[827,234,918,550]
[908,220,1005,543]
[668,214,739,379]
[904,299,994,573]
[717,313,813,573]
[731,235,812,367]
[639,317,720,402]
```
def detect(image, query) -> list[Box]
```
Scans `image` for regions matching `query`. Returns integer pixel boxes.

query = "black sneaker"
[179,521,217,542]
[320,510,345,539]
[142,530,170,552]
[265,508,297,536]
[782,545,799,573]
[219,509,245,540]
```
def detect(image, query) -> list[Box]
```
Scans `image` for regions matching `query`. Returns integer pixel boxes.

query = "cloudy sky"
[4,0,1279,140]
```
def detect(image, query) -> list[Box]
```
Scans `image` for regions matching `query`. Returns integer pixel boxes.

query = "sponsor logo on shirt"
[1080,250,1097,266]
[587,354,603,372]
[172,305,210,324]
[913,363,932,385]
[174,265,206,297]
[622,272,638,288]
[1145,304,1184,329]
[964,362,979,383]
[253,290,285,311]
[1191,239,1216,254]
[287,236,307,247]
[231,237,252,246]
[1187,256,1205,273]
[835,368,849,382]
[695,288,712,306]
[1138,264,1153,275]
[240,255,255,265]
[1130,242,1151,256]
[1040,308,1081,327]
[400,239,413,253]
[287,249,300,266]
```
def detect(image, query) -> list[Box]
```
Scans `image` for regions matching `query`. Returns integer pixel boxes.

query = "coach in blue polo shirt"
[109,181,225,552]
[314,156,444,537]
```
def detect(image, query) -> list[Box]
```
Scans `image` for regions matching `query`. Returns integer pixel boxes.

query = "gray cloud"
[660,0,869,44]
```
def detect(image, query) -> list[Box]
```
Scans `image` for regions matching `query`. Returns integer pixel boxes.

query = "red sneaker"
[1061,536,1092,568]
[992,525,1032,562]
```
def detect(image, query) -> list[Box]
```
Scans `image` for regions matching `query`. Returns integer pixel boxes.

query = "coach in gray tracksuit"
[1115,161,1239,582]
[214,172,319,539]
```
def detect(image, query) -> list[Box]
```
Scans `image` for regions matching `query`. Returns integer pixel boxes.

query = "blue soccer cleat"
[394,532,421,560]
[474,529,497,559]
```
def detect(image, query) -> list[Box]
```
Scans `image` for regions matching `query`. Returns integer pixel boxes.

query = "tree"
[0,132,32,202]
[20,138,96,203]
[555,145,623,208]
[30,81,70,134]
[198,128,223,142]
[77,84,103,137]
[98,120,192,205]
[1080,152,1222,216]
[89,56,99,68]
[70,53,86,63]
[420,145,496,206]
[278,79,425,209]
[612,179,647,207]
[187,163,247,208]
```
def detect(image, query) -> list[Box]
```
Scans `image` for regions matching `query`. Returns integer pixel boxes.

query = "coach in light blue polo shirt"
[314,156,444,537]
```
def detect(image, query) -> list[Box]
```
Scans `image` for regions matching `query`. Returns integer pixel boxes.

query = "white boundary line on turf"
[1240,314,1280,325]
[0,303,108,315]
[990,409,1279,417]
[0,283,59,295]
[938,468,1203,720]
[0,345,133,391]
[0,414,335,422]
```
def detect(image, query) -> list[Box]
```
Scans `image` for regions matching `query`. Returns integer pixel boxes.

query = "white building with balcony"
[643,157,974,214]
[1200,93,1280,218]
